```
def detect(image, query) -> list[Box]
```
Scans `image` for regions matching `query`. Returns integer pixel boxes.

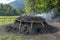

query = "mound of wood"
[6,14,58,34]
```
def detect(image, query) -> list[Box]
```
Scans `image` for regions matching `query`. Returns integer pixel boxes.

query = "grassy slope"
[0,16,18,26]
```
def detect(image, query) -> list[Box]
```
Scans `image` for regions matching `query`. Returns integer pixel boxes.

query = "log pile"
[6,14,58,34]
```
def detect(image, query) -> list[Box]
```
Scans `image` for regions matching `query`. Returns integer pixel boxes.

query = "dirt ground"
[0,22,60,40]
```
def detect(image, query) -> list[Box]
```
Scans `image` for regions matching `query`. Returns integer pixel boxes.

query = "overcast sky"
[0,0,16,4]
[0,0,25,10]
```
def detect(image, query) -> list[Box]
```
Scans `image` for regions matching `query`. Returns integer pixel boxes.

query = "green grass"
[0,16,19,26]
[0,35,25,40]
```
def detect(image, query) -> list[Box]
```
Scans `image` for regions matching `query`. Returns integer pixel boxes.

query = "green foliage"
[0,4,24,16]
[25,0,58,13]
[17,9,25,15]
[25,0,32,14]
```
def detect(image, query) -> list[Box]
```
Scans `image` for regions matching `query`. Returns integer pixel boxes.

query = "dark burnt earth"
[6,14,58,35]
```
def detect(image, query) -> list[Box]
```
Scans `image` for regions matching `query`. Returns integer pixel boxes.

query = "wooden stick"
[30,21,33,34]
[40,22,45,27]
[31,21,33,29]
[19,22,22,30]
[16,19,45,23]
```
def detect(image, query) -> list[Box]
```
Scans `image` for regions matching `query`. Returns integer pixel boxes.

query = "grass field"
[0,16,19,26]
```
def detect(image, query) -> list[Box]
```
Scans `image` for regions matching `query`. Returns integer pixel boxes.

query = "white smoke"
[21,8,58,22]
[34,8,58,21]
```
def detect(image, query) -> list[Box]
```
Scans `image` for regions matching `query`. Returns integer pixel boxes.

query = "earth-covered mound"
[5,14,58,35]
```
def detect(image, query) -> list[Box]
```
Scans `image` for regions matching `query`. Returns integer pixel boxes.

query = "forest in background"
[0,4,24,16]
[25,0,60,14]
[0,0,60,16]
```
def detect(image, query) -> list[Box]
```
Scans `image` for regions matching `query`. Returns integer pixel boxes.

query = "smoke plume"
[21,8,58,22]
[34,8,58,22]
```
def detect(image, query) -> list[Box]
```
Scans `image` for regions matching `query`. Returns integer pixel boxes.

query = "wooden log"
[19,22,22,31]
[16,19,45,23]
[20,26,26,32]
[17,19,45,27]
[20,24,28,32]
[30,21,33,34]
[31,21,33,29]
[40,22,45,27]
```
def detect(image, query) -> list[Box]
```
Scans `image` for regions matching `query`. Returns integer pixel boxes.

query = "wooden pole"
[40,22,45,27]
[31,21,33,29]
[30,21,33,34]
[19,22,22,31]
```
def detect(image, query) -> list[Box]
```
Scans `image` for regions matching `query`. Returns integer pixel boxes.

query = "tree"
[0,4,24,16]
[25,0,57,13]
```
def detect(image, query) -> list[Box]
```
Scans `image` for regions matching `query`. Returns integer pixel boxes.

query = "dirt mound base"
[5,24,58,35]
[5,15,58,35]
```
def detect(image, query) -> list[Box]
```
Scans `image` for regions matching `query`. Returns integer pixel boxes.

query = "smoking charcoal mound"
[5,14,58,35]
